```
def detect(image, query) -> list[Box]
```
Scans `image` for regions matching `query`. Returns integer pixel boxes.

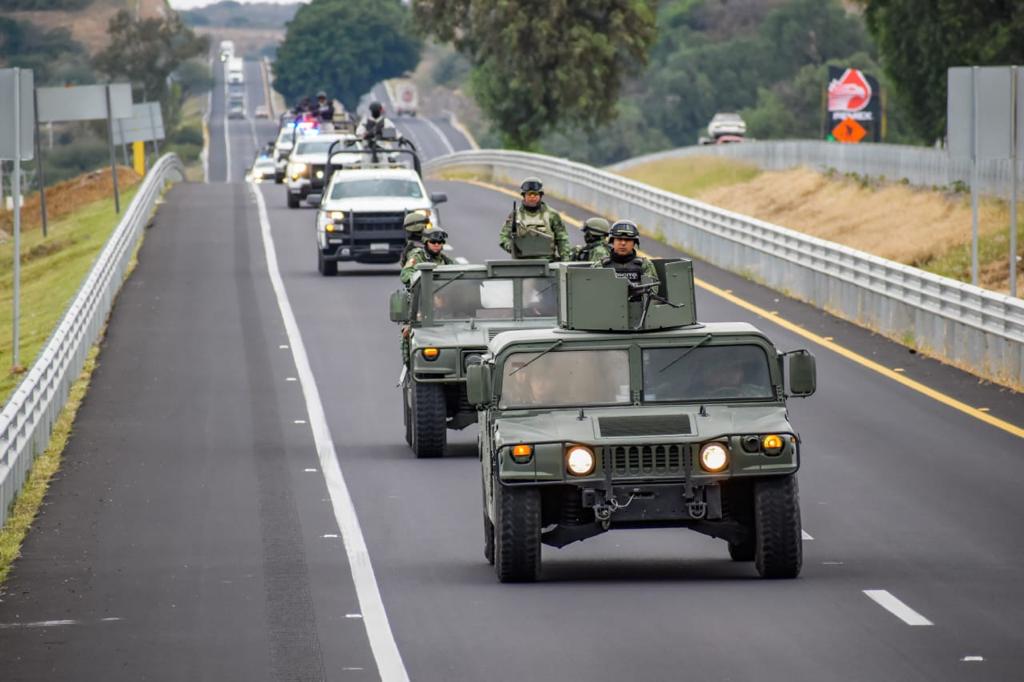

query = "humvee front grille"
[599,415,692,437]
[605,444,690,477]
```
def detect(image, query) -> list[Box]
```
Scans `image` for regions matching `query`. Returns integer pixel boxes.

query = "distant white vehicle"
[227,57,244,85]
[218,40,234,62]
[394,80,418,116]
[706,112,747,140]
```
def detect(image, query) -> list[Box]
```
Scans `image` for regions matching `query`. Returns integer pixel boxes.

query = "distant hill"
[181,1,299,29]
[2,0,170,54]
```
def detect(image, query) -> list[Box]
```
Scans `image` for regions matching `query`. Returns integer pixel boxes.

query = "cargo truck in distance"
[227,57,244,85]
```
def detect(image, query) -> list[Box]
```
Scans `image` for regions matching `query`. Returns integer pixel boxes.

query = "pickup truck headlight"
[288,162,308,178]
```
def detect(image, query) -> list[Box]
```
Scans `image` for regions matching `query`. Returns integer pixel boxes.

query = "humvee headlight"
[511,444,533,463]
[699,442,730,473]
[565,445,596,477]
[762,434,784,454]
[422,347,440,360]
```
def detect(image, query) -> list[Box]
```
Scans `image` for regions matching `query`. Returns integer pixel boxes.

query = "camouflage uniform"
[499,202,571,261]
[400,246,454,286]
[573,240,611,263]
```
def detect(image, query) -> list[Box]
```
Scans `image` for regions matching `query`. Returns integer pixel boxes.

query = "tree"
[413,0,658,148]
[273,0,421,110]
[861,0,1024,142]
[93,10,208,127]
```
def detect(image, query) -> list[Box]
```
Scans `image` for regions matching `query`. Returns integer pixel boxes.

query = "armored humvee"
[390,260,561,458]
[466,259,817,582]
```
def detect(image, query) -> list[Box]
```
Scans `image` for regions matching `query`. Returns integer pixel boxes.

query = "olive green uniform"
[400,246,454,285]
[572,241,611,262]
[499,203,571,261]
[593,252,659,296]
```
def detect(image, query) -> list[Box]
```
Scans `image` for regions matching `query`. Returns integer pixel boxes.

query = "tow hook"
[687,500,707,519]
[593,493,638,530]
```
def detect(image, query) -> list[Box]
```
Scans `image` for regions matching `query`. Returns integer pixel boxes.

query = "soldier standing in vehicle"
[401,227,454,286]
[571,217,611,262]
[356,101,399,142]
[593,220,659,297]
[499,178,571,261]
[315,91,335,124]
[401,210,430,264]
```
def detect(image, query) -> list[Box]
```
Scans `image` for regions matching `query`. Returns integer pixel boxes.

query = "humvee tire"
[484,513,495,565]
[402,383,413,446]
[495,484,541,582]
[754,475,802,579]
[287,193,300,209]
[317,253,337,277]
[411,381,446,458]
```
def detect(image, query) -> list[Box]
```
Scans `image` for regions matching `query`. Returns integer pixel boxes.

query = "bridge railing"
[426,150,1024,388]
[0,154,186,526]
[606,139,1023,195]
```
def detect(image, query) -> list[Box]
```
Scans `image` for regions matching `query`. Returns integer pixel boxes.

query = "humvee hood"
[494,404,791,446]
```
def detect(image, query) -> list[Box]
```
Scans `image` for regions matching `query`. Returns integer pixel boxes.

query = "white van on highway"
[227,57,244,85]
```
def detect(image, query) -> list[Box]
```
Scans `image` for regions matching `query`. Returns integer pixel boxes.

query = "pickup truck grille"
[605,444,690,477]
[351,212,405,233]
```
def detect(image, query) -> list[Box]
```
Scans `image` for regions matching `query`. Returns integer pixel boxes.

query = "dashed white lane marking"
[422,117,456,155]
[323,533,339,538]
[864,590,933,626]
[286,377,298,382]
[0,617,123,629]
[346,613,363,619]
[304,468,318,472]
[251,182,410,682]
[294,419,307,425]
[279,344,289,349]
[961,656,985,662]
[802,530,814,540]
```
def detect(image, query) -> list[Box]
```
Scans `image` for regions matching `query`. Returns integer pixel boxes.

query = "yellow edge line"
[453,178,1024,440]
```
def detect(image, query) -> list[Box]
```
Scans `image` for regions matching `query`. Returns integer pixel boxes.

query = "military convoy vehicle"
[390,260,561,458]
[465,259,817,582]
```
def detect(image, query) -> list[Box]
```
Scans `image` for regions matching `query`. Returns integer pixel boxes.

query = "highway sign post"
[0,67,36,370]
[948,66,1023,295]
[113,102,166,172]
[36,83,133,215]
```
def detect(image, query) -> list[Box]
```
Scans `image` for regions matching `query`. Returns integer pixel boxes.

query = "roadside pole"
[105,84,121,214]
[33,86,48,237]
[971,67,980,286]
[12,68,22,369]
[1011,66,1019,297]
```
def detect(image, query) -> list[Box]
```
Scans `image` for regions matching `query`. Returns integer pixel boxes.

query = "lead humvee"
[390,260,560,458]
[466,259,817,582]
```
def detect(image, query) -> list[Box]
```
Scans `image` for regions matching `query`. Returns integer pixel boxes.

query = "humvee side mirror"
[466,361,491,407]
[787,350,816,397]
[430,192,448,205]
[389,290,412,323]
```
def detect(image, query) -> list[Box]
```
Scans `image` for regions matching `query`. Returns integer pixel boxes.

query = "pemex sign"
[824,67,881,143]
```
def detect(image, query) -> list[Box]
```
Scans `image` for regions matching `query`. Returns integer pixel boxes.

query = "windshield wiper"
[509,339,564,375]
[432,271,465,294]
[658,334,713,374]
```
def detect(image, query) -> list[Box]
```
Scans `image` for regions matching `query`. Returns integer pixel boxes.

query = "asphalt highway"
[0,60,1023,681]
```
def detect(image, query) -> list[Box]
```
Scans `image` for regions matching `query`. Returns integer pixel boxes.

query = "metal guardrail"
[606,140,1023,196]
[0,154,186,526]
[426,150,1024,387]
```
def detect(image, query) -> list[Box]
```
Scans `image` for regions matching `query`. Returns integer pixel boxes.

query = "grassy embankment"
[0,175,141,585]
[618,157,1024,295]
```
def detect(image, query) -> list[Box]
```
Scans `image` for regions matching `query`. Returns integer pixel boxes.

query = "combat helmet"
[519,177,544,194]
[581,217,610,238]
[608,219,640,244]
[403,210,430,235]
[422,227,448,244]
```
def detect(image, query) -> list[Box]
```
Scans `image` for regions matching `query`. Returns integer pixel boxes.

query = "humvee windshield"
[642,345,774,402]
[499,349,630,409]
[330,179,423,199]
[433,277,558,321]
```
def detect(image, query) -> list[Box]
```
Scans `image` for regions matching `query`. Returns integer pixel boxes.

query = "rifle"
[510,201,519,256]
[631,281,686,330]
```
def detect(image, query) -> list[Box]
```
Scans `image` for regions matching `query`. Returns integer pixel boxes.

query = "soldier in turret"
[571,217,611,262]
[401,227,454,286]
[400,210,430,265]
[499,178,571,261]
[593,220,658,297]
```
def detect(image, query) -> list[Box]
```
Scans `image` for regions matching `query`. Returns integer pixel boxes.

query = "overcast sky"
[167,0,307,9]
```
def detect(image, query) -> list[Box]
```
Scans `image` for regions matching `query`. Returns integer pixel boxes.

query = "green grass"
[918,213,1024,284]
[0,186,139,402]
[616,156,762,197]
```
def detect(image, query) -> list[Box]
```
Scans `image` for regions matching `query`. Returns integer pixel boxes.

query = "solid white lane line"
[802,530,814,540]
[0,617,123,629]
[223,74,232,183]
[250,183,409,682]
[863,590,933,626]
[422,117,455,156]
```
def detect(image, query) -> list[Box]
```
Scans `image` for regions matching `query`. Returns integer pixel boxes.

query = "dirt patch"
[0,166,141,237]
[698,167,1004,267]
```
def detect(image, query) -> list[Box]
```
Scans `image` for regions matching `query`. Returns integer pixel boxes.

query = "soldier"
[499,177,571,261]
[401,227,453,286]
[593,220,659,297]
[401,210,430,264]
[571,217,611,262]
